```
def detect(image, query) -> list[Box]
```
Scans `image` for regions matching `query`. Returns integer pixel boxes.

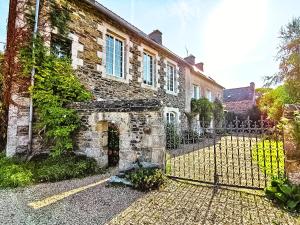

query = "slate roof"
[223,86,255,102]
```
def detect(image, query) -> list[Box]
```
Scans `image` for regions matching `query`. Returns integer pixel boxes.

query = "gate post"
[283,104,300,185]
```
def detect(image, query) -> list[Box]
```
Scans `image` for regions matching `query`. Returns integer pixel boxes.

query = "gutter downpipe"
[28,0,41,154]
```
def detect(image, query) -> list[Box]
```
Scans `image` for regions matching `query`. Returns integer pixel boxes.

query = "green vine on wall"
[19,0,92,156]
[50,0,71,36]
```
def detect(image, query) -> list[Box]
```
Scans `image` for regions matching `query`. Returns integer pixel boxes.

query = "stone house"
[5,0,223,170]
[223,82,256,114]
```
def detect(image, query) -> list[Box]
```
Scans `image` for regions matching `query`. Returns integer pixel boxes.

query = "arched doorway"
[107,123,120,167]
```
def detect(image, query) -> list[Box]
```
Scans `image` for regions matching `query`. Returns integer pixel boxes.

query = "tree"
[191,97,213,127]
[257,85,294,122]
[265,17,300,102]
[212,98,224,128]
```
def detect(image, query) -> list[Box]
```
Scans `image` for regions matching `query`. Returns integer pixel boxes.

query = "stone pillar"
[284,104,300,184]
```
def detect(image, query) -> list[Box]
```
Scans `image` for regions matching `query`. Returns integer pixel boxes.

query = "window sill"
[166,90,178,96]
[102,73,129,84]
[141,83,158,91]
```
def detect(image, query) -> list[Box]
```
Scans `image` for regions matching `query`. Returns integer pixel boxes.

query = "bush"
[0,153,33,188]
[166,124,181,149]
[33,155,99,182]
[126,167,165,192]
[0,153,102,188]
[265,177,300,212]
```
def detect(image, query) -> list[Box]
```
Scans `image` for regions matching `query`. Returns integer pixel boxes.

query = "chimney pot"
[184,54,196,65]
[148,30,162,45]
[195,62,204,72]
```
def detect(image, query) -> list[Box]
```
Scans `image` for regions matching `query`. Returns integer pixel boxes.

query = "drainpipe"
[28,0,41,154]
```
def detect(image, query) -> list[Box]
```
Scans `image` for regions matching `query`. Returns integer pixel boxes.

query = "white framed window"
[206,90,212,102]
[167,63,176,92]
[166,112,176,124]
[105,34,124,78]
[143,52,154,86]
[193,85,200,99]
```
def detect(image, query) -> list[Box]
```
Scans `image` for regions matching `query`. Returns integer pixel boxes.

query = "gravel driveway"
[0,171,145,225]
[0,172,299,225]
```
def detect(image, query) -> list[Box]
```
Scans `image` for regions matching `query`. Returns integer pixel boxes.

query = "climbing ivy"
[18,0,92,156]
[21,36,91,156]
[49,0,71,36]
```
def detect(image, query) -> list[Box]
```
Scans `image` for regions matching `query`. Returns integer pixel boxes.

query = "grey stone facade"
[70,99,165,170]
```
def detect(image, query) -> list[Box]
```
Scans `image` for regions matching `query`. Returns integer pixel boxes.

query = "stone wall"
[283,104,300,185]
[64,0,187,127]
[70,99,165,170]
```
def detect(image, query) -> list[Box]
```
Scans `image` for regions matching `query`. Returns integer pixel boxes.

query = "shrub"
[126,167,165,191]
[166,124,181,149]
[0,153,33,188]
[265,177,300,212]
[33,155,100,182]
[0,153,102,188]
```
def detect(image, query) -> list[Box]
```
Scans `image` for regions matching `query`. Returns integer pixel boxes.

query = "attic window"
[51,34,72,58]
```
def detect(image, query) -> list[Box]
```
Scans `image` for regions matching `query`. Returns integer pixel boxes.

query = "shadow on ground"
[107,180,299,225]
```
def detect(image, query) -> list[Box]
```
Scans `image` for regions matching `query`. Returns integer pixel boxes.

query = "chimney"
[250,82,255,90]
[148,30,162,45]
[184,54,196,65]
[195,62,204,72]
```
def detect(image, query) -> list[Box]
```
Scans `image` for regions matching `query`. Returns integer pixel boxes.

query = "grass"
[0,152,103,188]
[251,140,285,177]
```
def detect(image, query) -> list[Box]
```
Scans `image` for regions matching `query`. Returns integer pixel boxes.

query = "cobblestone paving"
[107,180,299,225]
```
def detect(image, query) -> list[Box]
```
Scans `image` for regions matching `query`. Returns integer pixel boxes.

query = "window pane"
[114,39,123,77]
[143,53,148,83]
[106,35,114,75]
[168,65,174,92]
[148,55,153,85]
[143,53,154,85]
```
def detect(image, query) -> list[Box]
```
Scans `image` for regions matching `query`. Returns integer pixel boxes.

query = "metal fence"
[165,118,285,190]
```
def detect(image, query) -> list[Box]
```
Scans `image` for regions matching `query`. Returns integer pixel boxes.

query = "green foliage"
[246,105,262,122]
[191,97,213,127]
[166,123,181,149]
[265,176,300,212]
[257,85,294,122]
[252,140,285,177]
[0,153,101,188]
[33,155,100,182]
[126,167,165,191]
[20,37,92,156]
[212,98,224,127]
[265,17,300,102]
[0,153,33,188]
[50,0,71,36]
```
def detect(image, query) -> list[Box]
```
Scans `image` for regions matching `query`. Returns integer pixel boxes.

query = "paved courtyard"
[0,173,298,225]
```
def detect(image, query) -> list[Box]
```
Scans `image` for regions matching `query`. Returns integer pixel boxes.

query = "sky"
[0,0,299,88]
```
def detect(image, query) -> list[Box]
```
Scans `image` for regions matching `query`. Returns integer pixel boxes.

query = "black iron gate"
[165,119,285,190]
